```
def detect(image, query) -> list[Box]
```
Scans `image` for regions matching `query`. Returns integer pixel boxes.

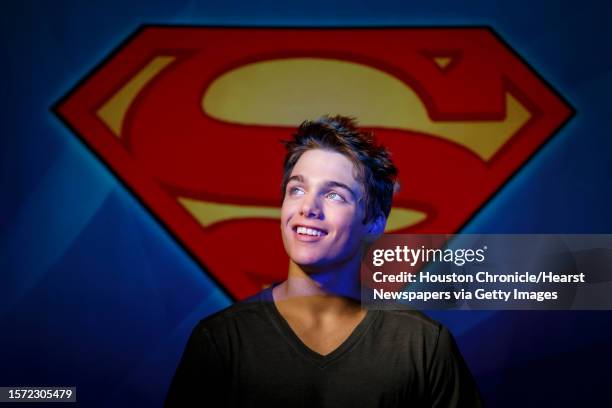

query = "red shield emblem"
[55,27,572,299]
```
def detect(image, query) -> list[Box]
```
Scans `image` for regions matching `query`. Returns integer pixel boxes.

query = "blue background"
[2,1,612,406]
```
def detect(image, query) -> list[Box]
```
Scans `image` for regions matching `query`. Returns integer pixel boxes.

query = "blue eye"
[289,186,304,196]
[326,192,345,202]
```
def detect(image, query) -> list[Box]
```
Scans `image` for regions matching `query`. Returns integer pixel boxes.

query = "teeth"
[296,226,324,236]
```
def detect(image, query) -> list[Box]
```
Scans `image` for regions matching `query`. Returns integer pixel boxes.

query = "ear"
[365,212,386,242]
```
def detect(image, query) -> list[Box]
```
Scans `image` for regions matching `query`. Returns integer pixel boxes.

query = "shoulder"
[376,308,445,340]
[190,288,272,344]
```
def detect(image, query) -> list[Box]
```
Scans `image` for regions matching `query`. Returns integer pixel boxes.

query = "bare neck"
[272,260,363,319]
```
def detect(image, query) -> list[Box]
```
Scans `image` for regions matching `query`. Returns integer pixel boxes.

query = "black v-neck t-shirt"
[165,287,483,407]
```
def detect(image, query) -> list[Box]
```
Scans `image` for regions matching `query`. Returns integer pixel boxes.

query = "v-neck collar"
[260,285,379,368]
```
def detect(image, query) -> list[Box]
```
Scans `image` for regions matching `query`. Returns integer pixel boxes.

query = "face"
[281,149,372,272]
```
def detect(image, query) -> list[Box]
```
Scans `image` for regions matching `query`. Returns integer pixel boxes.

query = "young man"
[165,116,483,407]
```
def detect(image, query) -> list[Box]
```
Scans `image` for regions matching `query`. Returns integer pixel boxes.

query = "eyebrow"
[287,175,304,184]
[287,175,358,200]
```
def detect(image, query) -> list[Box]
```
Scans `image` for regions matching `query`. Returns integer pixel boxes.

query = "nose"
[299,194,323,219]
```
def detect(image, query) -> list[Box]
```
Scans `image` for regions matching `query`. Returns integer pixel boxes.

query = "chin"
[292,255,324,269]
[289,253,329,271]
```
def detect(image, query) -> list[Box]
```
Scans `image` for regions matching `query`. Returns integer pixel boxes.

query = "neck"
[272,258,363,316]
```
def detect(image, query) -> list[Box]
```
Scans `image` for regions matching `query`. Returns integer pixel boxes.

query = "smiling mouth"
[294,226,328,237]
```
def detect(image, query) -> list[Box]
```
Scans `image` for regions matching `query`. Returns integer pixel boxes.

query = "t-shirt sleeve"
[428,325,484,407]
[164,321,229,407]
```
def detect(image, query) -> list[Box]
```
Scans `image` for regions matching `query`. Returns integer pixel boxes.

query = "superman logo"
[55,27,572,299]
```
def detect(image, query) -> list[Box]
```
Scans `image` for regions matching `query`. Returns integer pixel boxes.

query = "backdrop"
[2,1,612,406]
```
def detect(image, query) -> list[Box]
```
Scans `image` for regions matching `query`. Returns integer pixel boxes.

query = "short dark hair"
[281,115,398,224]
